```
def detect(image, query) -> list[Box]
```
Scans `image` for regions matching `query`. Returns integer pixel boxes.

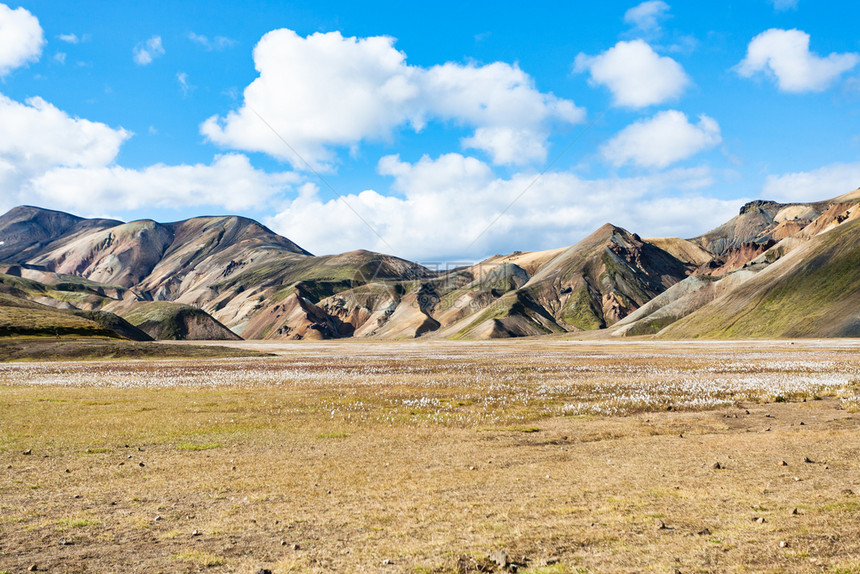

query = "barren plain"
[1,339,859,573]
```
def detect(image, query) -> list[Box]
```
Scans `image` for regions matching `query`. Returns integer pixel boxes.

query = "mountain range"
[1,186,858,341]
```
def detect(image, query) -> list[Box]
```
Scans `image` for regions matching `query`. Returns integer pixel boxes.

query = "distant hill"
[660,204,860,338]
[612,189,860,338]
[1,187,858,341]
[0,289,151,341]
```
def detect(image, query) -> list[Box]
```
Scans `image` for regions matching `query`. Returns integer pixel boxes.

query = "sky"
[0,0,859,263]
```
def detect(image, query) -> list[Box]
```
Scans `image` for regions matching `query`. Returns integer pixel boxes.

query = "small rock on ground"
[489,549,509,568]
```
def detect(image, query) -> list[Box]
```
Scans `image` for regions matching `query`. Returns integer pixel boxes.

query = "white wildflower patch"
[1,343,858,425]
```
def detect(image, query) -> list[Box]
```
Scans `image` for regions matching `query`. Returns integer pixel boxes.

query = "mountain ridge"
[2,187,858,341]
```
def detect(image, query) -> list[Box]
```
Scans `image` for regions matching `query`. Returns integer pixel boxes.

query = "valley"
[1,339,858,572]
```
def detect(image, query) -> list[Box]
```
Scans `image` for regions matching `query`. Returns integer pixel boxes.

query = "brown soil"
[0,340,858,573]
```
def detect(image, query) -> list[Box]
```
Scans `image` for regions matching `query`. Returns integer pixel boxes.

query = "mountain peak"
[584,222,631,243]
[739,200,783,216]
[0,205,122,263]
[596,222,621,233]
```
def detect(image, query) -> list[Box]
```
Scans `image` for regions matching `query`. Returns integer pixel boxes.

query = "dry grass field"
[1,339,859,573]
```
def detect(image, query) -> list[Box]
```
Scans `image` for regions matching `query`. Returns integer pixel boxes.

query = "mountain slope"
[0,289,151,340]
[691,200,823,256]
[0,205,121,264]
[2,189,859,342]
[113,301,242,341]
[517,224,691,330]
[662,216,860,338]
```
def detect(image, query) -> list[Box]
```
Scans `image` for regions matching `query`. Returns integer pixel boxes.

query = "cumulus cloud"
[0,76,737,260]
[762,162,860,202]
[266,152,737,261]
[377,153,495,197]
[624,1,670,34]
[601,110,722,169]
[29,154,298,213]
[0,91,297,217]
[424,61,584,165]
[574,40,689,108]
[201,29,584,169]
[0,3,44,76]
[461,127,549,166]
[0,92,123,212]
[0,94,129,172]
[188,32,236,50]
[737,29,859,92]
[133,35,165,66]
[58,33,80,44]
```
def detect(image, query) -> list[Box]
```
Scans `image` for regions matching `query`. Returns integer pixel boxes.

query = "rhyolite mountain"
[1,187,858,341]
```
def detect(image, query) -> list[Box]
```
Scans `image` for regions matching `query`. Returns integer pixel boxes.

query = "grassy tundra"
[1,339,859,573]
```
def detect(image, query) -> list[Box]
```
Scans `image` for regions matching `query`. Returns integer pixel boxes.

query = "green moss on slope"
[122,302,207,340]
[560,285,605,331]
[451,295,520,340]
[663,219,860,338]
[0,294,123,339]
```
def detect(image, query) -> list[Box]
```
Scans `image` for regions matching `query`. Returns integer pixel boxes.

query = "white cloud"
[377,152,494,197]
[58,33,79,44]
[0,3,44,77]
[624,1,670,34]
[28,154,298,213]
[177,71,193,96]
[0,76,740,259]
[461,127,548,166]
[133,36,165,66]
[737,29,859,92]
[574,40,689,108]
[266,152,737,261]
[54,52,66,65]
[188,32,236,50]
[202,29,416,169]
[601,110,722,169]
[762,162,860,202]
[423,61,585,165]
[0,92,126,213]
[771,0,798,11]
[0,93,129,172]
[0,90,299,218]
[201,29,584,169]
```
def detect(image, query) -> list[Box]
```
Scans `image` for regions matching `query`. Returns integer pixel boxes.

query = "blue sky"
[0,0,858,261]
